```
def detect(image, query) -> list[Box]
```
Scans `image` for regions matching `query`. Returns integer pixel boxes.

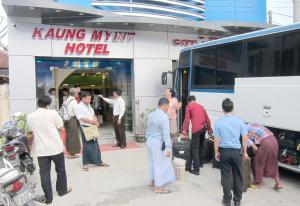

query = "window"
[282,31,300,76]
[192,42,243,90]
[216,42,243,88]
[246,35,281,77]
[192,48,216,89]
[178,50,191,68]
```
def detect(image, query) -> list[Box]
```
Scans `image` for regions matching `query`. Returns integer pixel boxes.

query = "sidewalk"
[31,145,300,206]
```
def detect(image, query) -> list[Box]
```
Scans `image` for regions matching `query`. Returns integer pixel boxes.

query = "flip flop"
[98,163,109,167]
[155,188,171,194]
[149,181,155,187]
[274,185,283,191]
[82,166,89,171]
[67,155,79,159]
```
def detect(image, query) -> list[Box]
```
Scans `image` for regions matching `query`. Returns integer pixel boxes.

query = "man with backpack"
[61,88,81,159]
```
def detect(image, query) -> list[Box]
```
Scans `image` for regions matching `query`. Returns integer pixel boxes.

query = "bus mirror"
[161,72,168,85]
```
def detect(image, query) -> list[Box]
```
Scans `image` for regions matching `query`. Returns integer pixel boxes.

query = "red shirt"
[182,102,212,135]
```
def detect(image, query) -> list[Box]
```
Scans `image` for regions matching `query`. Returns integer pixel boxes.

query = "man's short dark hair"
[48,88,55,94]
[37,95,52,108]
[81,91,91,98]
[222,98,234,113]
[62,88,69,92]
[187,95,196,102]
[74,85,80,88]
[158,97,169,106]
[113,88,122,96]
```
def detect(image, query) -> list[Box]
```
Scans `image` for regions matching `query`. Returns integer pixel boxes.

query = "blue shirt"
[213,114,248,149]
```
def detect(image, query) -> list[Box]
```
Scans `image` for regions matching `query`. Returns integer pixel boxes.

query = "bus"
[175,22,300,173]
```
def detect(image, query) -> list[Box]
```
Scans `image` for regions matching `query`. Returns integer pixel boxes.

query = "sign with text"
[32,27,135,56]
[172,36,221,47]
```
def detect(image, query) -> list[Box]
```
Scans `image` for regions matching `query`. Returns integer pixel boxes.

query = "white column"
[293,0,300,23]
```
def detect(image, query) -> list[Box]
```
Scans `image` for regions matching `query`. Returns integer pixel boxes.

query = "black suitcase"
[173,138,191,160]
[230,158,252,192]
[203,137,214,164]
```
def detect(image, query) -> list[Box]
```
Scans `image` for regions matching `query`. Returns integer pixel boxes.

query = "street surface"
[31,144,300,206]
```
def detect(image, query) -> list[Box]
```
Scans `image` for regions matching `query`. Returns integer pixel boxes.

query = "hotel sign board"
[32,27,135,56]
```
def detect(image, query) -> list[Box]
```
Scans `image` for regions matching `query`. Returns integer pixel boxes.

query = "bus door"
[176,67,189,129]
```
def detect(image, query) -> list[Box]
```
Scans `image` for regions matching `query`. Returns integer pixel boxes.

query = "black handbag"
[172,138,191,160]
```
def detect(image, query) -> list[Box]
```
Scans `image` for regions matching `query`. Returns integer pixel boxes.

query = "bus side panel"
[235,77,300,132]
[190,91,234,126]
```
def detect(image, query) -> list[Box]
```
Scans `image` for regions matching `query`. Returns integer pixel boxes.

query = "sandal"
[82,166,89,171]
[98,163,109,167]
[154,188,171,194]
[274,184,283,191]
[67,155,80,159]
[59,187,72,196]
[149,181,155,187]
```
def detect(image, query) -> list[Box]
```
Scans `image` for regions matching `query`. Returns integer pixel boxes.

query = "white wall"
[8,20,199,133]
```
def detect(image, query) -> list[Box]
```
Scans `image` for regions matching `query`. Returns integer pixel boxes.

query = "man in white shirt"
[27,95,71,204]
[99,89,126,149]
[65,88,81,159]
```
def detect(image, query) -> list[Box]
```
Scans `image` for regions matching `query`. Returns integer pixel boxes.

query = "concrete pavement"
[31,145,300,206]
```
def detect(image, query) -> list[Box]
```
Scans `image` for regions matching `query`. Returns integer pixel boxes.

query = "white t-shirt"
[75,102,95,126]
[27,108,64,157]
[103,97,125,119]
[65,96,78,117]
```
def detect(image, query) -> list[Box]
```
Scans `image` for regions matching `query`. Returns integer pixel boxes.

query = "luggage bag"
[172,138,191,161]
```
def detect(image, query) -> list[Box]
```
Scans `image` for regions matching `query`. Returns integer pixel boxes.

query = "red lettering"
[45,28,55,39]
[173,39,181,46]
[104,31,112,42]
[64,43,76,54]
[191,40,198,45]
[94,44,109,55]
[94,44,103,55]
[76,43,85,54]
[86,44,95,55]
[65,29,76,40]
[209,37,218,41]
[112,32,119,42]
[113,32,127,42]
[126,32,135,43]
[32,28,44,39]
[91,31,103,41]
[55,28,66,39]
[76,29,86,41]
[102,44,109,55]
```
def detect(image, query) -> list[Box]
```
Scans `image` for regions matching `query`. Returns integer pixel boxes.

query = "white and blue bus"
[175,23,300,173]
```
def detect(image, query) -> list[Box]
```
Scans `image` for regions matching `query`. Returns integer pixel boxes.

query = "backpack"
[59,98,74,122]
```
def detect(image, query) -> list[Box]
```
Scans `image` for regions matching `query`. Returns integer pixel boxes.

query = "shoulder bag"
[81,125,100,141]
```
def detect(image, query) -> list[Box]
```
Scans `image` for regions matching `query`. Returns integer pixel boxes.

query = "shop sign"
[172,36,220,47]
[32,27,135,56]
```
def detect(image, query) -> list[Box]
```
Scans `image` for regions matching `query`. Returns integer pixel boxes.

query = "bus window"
[247,35,281,77]
[216,42,243,88]
[179,50,191,68]
[192,48,216,89]
[282,31,300,76]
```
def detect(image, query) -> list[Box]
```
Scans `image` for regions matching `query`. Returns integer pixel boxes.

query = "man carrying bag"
[75,91,109,171]
[181,96,212,175]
